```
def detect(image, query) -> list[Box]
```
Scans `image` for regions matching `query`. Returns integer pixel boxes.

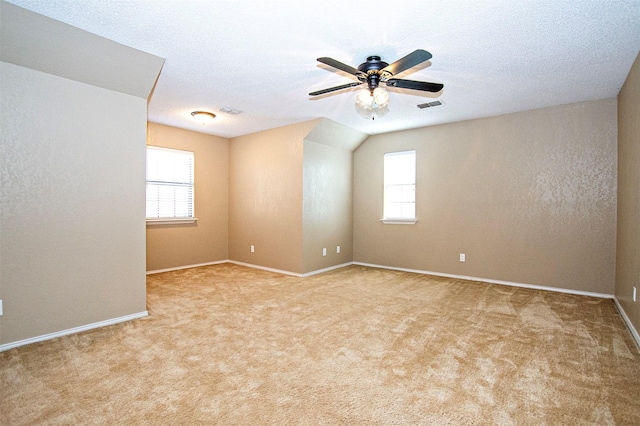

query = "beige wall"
[229,118,365,275]
[616,53,640,334]
[302,140,354,273]
[146,123,229,271]
[0,62,148,344]
[229,121,317,274]
[354,99,618,294]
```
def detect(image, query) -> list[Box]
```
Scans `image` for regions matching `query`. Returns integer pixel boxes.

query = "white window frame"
[381,150,416,224]
[146,146,197,225]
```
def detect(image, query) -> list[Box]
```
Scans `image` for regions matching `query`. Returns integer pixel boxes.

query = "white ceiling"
[6,0,640,139]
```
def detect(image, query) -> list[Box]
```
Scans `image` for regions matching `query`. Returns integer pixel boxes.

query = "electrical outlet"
[337,245,341,254]
[250,245,255,253]
[634,287,637,302]
[0,300,3,316]
[322,248,327,256]
[459,253,466,262]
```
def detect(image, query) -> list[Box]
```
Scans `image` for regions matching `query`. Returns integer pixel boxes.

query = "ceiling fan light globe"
[373,88,390,108]
[355,88,390,110]
[355,89,374,110]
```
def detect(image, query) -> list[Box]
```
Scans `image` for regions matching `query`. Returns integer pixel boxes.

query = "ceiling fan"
[309,49,444,106]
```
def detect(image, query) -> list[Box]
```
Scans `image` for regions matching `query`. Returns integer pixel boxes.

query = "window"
[383,150,416,223]
[146,146,195,223]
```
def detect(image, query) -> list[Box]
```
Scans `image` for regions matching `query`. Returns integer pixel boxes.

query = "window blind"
[146,146,194,219]
[383,150,416,220]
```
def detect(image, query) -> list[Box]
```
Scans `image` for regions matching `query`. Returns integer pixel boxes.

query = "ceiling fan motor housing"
[358,56,390,92]
[358,56,389,73]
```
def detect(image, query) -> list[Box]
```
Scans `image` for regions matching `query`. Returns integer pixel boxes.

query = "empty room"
[1,0,639,424]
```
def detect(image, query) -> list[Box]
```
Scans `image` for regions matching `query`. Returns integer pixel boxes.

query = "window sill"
[380,219,417,225]
[146,218,198,226]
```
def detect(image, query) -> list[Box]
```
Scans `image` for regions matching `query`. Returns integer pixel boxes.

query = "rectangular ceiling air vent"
[219,107,242,115]
[417,100,444,109]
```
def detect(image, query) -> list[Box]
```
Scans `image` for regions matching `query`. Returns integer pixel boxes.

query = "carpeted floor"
[2,263,639,425]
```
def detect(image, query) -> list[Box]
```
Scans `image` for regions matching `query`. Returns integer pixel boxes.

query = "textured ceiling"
[6,0,640,138]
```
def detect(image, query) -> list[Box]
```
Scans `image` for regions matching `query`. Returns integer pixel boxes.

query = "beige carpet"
[2,264,639,425]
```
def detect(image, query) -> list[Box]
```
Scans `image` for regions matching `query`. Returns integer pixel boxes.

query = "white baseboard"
[227,260,303,277]
[227,260,354,277]
[353,262,614,299]
[613,297,640,351]
[150,260,615,300]
[7,263,635,353]
[0,311,148,352]
[301,262,354,277]
[146,260,227,275]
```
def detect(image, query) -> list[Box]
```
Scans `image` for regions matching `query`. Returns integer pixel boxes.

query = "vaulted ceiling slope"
[0,2,164,100]
[5,0,640,138]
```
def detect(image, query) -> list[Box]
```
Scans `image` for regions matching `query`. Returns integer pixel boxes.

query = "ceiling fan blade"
[382,49,433,76]
[385,78,443,92]
[309,82,363,96]
[317,57,366,77]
